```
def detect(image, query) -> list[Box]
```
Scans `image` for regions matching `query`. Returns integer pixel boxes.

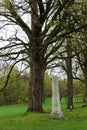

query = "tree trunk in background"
[84,72,87,105]
[83,26,87,105]
[66,39,73,109]
[82,52,87,105]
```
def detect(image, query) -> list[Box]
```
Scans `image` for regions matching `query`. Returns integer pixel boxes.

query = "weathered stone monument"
[50,72,64,119]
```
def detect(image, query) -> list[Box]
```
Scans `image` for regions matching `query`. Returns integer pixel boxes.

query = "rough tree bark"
[84,70,87,105]
[27,52,45,112]
[66,39,73,109]
[82,49,87,105]
[26,0,46,112]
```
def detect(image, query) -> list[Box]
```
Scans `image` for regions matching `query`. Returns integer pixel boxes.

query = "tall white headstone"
[50,74,64,119]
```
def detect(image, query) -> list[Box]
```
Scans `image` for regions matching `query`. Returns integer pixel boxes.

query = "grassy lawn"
[0,98,87,130]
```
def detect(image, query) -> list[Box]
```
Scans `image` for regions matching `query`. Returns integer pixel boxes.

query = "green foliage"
[0,66,29,105]
[0,70,52,105]
[4,0,10,6]
[59,79,67,98]
[73,80,85,96]
[59,76,85,99]
[0,65,85,106]
[5,75,29,104]
[44,74,52,98]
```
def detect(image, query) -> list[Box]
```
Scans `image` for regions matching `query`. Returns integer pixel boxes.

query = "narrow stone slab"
[50,73,64,119]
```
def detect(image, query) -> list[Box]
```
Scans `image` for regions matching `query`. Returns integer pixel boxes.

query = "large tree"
[76,32,87,105]
[0,0,87,112]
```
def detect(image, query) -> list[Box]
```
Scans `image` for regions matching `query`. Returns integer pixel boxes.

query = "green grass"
[0,98,87,130]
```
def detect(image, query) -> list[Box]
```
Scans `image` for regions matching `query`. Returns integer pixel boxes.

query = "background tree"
[75,34,87,105]
[66,39,73,109]
[70,3,87,105]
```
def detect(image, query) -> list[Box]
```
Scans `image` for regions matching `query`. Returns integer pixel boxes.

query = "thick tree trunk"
[26,0,46,112]
[66,40,73,109]
[27,54,45,112]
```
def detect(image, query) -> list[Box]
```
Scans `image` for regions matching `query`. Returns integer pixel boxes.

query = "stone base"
[50,111,64,119]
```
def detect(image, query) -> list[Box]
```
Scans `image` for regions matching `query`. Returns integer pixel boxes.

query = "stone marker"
[50,73,64,119]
